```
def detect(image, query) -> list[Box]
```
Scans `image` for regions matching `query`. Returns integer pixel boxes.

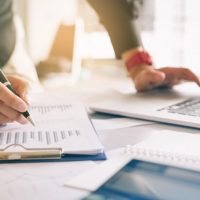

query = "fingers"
[0,101,28,124]
[7,75,30,102]
[179,68,200,86]
[0,113,27,124]
[0,82,28,124]
[159,67,200,87]
[0,113,12,124]
[133,66,200,92]
[134,69,166,92]
[0,74,30,125]
[0,83,27,112]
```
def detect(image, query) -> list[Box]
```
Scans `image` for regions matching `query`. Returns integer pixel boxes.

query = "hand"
[0,74,30,124]
[130,65,200,92]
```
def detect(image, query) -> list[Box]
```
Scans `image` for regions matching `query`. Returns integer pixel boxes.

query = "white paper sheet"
[0,161,96,200]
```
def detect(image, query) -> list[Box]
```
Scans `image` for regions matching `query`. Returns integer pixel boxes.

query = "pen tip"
[27,116,36,127]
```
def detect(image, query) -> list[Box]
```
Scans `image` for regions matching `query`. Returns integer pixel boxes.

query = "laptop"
[90,85,200,129]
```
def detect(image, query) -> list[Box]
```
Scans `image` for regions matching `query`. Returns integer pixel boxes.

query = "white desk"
[1,62,200,200]
[0,120,199,200]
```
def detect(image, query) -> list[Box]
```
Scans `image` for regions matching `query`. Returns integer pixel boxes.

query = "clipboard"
[0,101,106,163]
[0,144,106,163]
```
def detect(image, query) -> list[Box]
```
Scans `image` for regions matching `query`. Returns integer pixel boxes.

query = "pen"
[0,69,35,126]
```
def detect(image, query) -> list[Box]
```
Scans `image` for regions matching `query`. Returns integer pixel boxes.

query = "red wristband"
[125,51,153,72]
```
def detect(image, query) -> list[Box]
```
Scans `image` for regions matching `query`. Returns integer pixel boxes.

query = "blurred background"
[12,0,200,89]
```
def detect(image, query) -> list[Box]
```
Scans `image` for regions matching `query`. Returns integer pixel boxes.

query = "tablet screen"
[83,159,200,200]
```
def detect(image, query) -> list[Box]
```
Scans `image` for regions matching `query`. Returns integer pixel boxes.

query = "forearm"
[87,0,143,58]
[87,0,154,83]
[0,0,16,67]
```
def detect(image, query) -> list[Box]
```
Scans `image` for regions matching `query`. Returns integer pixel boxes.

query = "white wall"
[14,0,78,62]
[13,0,115,63]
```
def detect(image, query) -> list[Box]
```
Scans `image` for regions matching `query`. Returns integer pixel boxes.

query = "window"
[141,0,200,74]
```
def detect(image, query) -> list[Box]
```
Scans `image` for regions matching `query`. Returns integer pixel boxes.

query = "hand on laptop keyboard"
[131,66,200,92]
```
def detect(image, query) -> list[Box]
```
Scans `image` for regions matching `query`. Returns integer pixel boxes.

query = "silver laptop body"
[90,86,200,129]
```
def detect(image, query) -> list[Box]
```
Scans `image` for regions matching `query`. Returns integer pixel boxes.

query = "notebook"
[0,97,106,163]
[65,130,200,191]
[125,130,200,170]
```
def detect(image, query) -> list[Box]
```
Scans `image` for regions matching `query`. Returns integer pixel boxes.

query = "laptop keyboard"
[158,98,200,117]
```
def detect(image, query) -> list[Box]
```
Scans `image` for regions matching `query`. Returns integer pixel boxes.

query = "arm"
[87,0,142,58]
[0,0,29,125]
[88,0,200,92]
[0,0,16,66]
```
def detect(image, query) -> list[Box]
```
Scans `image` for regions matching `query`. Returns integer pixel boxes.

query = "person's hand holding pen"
[0,74,30,125]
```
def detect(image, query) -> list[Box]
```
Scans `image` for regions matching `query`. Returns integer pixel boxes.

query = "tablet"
[82,159,200,200]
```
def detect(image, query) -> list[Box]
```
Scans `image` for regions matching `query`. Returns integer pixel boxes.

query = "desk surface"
[1,63,200,200]
[0,121,199,200]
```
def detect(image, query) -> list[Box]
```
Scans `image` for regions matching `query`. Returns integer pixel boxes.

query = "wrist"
[122,47,143,61]
[129,64,154,79]
[122,47,153,75]
[126,51,152,71]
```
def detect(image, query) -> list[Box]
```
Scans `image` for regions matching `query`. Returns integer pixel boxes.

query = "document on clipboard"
[0,96,105,163]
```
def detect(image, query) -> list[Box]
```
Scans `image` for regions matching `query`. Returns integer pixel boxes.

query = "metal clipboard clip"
[0,144,62,160]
